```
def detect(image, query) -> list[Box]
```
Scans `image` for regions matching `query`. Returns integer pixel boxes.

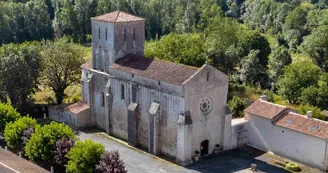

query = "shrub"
[66,139,105,173]
[262,90,275,102]
[54,137,75,166]
[25,122,75,164]
[285,162,301,172]
[228,96,247,118]
[0,103,21,132]
[298,104,325,120]
[95,151,127,173]
[4,116,37,151]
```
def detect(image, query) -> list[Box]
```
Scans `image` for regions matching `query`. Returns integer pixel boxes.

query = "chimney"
[306,111,312,118]
[260,95,267,101]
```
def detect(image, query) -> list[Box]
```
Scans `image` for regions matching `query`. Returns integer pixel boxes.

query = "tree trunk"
[54,88,65,104]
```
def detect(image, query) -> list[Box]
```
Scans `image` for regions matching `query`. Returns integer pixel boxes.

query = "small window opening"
[121,84,125,100]
[287,119,294,124]
[133,28,136,40]
[158,81,161,85]
[105,28,108,41]
[311,126,319,131]
[98,27,101,39]
[206,71,210,81]
[132,74,134,78]
[124,28,127,41]
[282,130,284,133]
[101,92,105,106]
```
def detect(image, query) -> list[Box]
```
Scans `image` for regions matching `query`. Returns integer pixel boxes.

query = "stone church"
[78,11,230,165]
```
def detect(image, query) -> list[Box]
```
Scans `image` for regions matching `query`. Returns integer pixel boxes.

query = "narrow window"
[133,28,136,40]
[121,84,125,100]
[105,28,108,41]
[158,81,161,85]
[98,27,101,39]
[124,28,127,41]
[101,92,105,106]
[206,71,210,81]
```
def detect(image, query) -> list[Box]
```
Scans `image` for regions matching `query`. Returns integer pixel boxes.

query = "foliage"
[301,25,328,72]
[22,127,35,146]
[228,96,246,118]
[54,137,75,166]
[4,116,37,151]
[95,151,127,173]
[39,38,85,104]
[0,42,41,110]
[145,33,206,67]
[285,162,301,172]
[0,103,21,132]
[262,90,274,102]
[276,62,321,103]
[268,46,292,83]
[25,122,75,164]
[66,139,105,173]
[298,104,325,120]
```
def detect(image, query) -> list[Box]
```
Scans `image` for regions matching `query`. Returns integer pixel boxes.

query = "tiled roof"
[275,112,328,140]
[81,61,92,70]
[112,54,199,86]
[244,100,287,119]
[91,11,145,23]
[50,101,89,114]
[0,148,49,173]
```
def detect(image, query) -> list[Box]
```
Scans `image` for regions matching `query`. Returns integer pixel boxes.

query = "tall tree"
[268,46,292,83]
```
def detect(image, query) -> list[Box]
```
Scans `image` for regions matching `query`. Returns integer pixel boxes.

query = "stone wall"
[49,107,90,128]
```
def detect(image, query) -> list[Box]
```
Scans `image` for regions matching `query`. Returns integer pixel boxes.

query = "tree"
[298,104,325,120]
[25,122,75,164]
[228,96,246,118]
[39,39,84,104]
[4,116,37,151]
[301,25,328,72]
[197,0,223,31]
[54,137,75,166]
[263,90,275,102]
[66,139,105,173]
[276,62,321,103]
[268,46,292,83]
[95,151,127,173]
[0,42,41,110]
[0,103,21,132]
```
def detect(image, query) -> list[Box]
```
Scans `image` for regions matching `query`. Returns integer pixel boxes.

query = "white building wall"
[247,113,327,170]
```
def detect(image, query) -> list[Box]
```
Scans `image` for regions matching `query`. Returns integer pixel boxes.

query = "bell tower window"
[101,92,105,106]
[124,28,127,41]
[105,28,107,41]
[121,84,125,100]
[98,27,101,39]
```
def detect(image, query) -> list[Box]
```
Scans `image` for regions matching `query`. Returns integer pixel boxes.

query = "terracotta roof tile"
[50,101,89,115]
[91,11,145,23]
[275,112,328,139]
[112,54,199,86]
[81,61,92,70]
[244,100,287,119]
[0,148,49,173]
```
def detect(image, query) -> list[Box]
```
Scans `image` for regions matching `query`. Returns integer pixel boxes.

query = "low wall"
[223,115,248,151]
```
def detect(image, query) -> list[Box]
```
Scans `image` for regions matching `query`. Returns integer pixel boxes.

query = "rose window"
[200,98,213,115]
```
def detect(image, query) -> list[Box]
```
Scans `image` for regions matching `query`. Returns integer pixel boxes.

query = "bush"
[263,90,275,102]
[25,122,75,164]
[285,162,301,172]
[54,137,75,166]
[0,103,21,132]
[228,96,247,118]
[298,104,325,120]
[95,151,127,173]
[4,116,37,151]
[66,139,105,173]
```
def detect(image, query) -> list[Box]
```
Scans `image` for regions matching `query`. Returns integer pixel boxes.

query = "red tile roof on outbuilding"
[112,54,199,86]
[91,11,145,23]
[0,148,49,173]
[50,101,89,114]
[244,100,287,119]
[274,112,328,140]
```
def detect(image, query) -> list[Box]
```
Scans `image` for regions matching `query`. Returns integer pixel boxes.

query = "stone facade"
[80,11,230,165]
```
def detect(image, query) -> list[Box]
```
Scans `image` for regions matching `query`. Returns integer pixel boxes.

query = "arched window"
[121,84,125,100]
[98,27,101,39]
[105,28,108,41]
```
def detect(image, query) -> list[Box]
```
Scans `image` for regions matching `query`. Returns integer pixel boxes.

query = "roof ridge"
[114,11,120,22]
[259,99,287,109]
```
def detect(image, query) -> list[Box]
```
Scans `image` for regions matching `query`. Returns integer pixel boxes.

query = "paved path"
[77,131,297,173]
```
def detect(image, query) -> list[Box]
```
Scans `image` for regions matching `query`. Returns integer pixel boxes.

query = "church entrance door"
[200,140,209,156]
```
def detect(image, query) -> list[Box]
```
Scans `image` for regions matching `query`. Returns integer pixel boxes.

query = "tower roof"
[91,11,145,23]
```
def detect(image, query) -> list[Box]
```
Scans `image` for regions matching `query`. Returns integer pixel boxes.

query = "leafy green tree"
[0,103,21,132]
[0,42,41,110]
[145,33,206,67]
[228,96,246,118]
[298,104,325,120]
[4,116,37,151]
[301,25,328,71]
[268,46,292,83]
[25,122,75,164]
[197,0,223,31]
[39,39,84,104]
[263,90,275,102]
[276,62,321,103]
[66,139,105,173]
